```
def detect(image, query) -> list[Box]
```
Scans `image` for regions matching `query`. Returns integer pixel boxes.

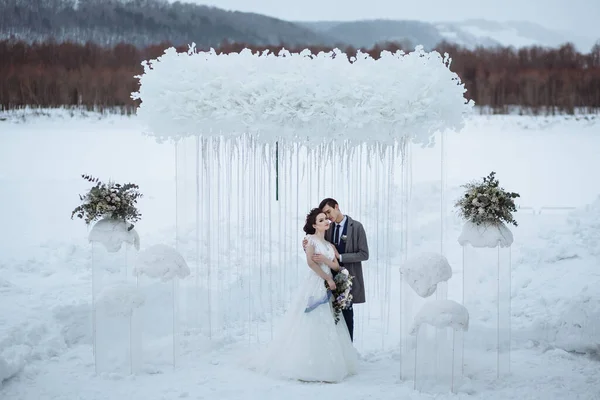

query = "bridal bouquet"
[325,268,354,324]
[71,174,143,230]
[455,171,520,227]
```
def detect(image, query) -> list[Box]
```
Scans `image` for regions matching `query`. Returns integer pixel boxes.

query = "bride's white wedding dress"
[248,234,357,382]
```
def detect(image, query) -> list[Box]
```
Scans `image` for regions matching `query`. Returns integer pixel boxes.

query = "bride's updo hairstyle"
[303,208,323,235]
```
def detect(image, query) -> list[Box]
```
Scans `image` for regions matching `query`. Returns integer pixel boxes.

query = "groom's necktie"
[333,224,340,246]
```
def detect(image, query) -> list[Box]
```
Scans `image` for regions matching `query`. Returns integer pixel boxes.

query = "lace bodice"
[306,235,335,275]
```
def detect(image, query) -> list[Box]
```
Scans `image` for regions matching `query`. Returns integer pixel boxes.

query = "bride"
[249,207,357,382]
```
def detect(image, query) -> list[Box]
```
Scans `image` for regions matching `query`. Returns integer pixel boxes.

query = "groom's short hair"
[319,198,338,210]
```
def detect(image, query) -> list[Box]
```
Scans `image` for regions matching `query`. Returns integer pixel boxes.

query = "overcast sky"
[196,0,598,37]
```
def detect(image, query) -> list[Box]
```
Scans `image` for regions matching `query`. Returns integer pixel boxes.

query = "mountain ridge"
[296,18,597,52]
[0,0,596,52]
[0,0,339,48]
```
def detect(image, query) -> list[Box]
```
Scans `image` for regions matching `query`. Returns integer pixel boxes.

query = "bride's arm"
[306,243,336,289]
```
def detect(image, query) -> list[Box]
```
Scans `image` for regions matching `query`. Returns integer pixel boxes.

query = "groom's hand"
[302,238,308,251]
[312,254,326,264]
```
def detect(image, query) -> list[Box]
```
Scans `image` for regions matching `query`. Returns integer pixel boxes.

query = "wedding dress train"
[248,235,357,382]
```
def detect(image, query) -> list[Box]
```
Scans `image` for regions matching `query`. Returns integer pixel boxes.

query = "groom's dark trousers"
[341,307,354,342]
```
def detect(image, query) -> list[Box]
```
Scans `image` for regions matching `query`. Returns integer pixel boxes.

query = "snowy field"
[0,109,599,399]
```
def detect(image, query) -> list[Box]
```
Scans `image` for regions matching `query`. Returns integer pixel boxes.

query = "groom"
[309,198,369,342]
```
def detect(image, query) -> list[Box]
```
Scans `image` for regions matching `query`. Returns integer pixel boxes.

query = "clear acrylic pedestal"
[90,218,142,375]
[413,325,464,393]
[133,244,191,371]
[400,252,453,381]
[458,221,512,379]
[134,276,180,371]
[411,299,468,393]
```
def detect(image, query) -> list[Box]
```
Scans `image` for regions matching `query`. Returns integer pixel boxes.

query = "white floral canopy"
[133,45,472,147]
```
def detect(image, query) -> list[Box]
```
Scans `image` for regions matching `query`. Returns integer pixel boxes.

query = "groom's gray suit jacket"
[325,215,369,304]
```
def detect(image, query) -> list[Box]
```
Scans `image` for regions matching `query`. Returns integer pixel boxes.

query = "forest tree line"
[1,39,600,114]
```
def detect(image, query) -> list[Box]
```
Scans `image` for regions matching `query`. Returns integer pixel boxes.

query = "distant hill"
[297,19,445,49]
[435,19,596,52]
[1,0,596,52]
[297,18,597,52]
[0,0,338,48]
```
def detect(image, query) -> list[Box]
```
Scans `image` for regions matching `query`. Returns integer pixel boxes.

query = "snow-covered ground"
[0,109,599,399]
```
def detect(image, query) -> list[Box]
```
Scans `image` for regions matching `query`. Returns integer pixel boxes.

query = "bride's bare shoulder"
[305,234,324,249]
[304,234,316,245]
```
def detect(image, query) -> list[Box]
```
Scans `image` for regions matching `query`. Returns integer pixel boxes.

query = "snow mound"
[52,303,92,347]
[0,355,20,387]
[546,289,600,354]
[410,300,470,335]
[133,244,190,281]
[88,218,140,253]
[568,195,600,257]
[458,221,514,248]
[0,344,29,387]
[95,282,145,317]
[402,252,452,298]
[0,278,13,291]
